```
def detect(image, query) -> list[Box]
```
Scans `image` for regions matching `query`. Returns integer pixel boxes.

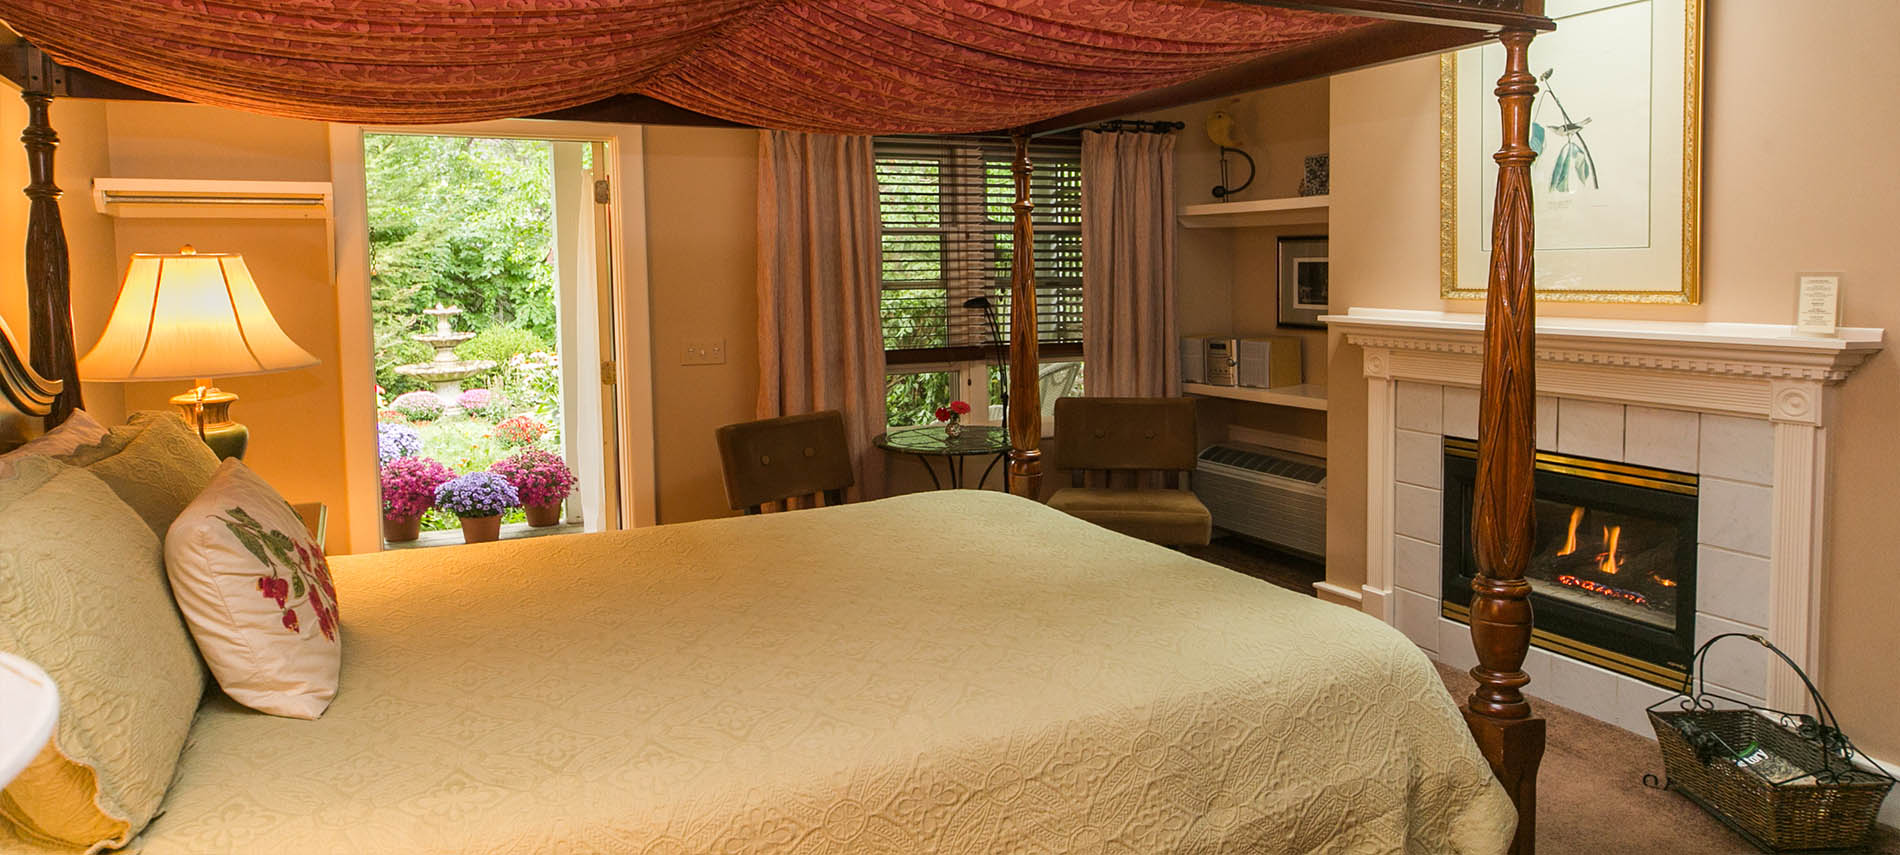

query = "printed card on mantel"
[1795,275,1840,337]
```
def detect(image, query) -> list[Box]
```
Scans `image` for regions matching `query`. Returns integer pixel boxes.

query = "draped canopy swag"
[0,1,1561,851]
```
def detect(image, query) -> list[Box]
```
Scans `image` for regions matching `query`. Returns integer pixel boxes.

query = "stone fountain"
[394,305,496,408]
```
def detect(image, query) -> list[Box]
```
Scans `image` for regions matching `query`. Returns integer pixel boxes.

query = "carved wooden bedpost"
[20,48,81,428]
[1006,132,1043,499]
[1466,28,1546,855]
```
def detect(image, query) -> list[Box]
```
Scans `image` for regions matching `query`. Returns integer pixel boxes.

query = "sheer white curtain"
[1081,130,1178,399]
[755,131,887,501]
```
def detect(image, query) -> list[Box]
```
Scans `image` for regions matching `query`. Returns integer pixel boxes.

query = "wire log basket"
[1646,633,1894,852]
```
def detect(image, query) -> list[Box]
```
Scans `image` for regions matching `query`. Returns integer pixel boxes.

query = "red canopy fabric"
[0,1,1372,132]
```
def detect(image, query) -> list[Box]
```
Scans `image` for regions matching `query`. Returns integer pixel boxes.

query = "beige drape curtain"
[756,131,887,501]
[1081,130,1179,399]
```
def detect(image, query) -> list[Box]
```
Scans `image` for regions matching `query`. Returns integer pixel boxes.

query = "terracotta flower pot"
[524,501,563,528]
[383,515,422,543]
[459,514,503,544]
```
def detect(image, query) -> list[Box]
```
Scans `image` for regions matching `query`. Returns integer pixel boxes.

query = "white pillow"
[165,458,340,718]
[0,409,106,462]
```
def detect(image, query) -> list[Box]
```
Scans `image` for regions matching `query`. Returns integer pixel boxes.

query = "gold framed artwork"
[1441,0,1703,303]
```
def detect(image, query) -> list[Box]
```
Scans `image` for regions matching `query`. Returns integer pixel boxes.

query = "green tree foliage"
[366,134,557,393]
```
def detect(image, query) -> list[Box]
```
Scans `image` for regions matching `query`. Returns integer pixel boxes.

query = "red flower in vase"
[935,401,972,423]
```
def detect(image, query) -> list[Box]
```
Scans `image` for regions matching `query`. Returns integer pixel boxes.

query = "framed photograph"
[1441,0,1703,303]
[1277,236,1328,328]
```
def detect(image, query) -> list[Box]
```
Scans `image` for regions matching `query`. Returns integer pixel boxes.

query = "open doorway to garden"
[367,133,619,548]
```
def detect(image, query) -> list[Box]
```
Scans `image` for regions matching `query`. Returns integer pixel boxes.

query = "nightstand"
[291,502,328,550]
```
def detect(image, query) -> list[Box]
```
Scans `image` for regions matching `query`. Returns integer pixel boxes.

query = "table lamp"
[78,246,319,459]
[0,651,58,789]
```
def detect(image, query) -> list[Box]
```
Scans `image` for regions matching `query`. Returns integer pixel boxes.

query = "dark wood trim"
[885,342,1083,367]
[0,313,59,419]
[1019,21,1499,135]
[18,52,80,428]
[1222,0,1551,30]
[526,93,742,128]
[1004,133,1043,499]
[1465,27,1545,855]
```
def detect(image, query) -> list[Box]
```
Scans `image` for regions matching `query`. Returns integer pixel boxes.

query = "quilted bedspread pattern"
[17,491,1515,854]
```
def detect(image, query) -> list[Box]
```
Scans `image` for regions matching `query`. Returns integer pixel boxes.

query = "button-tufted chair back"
[715,410,855,513]
[1053,397,1198,483]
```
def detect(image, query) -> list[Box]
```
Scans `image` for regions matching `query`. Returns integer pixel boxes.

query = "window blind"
[874,135,1082,365]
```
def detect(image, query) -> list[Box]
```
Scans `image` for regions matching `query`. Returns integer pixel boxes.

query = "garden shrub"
[392,390,446,422]
[456,325,548,386]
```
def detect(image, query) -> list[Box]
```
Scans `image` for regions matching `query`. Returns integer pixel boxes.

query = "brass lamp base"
[170,383,249,460]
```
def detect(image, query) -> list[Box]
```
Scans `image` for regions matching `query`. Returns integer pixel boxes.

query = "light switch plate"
[683,339,726,365]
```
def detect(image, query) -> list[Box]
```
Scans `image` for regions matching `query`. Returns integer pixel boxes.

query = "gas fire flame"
[1596,525,1623,575]
[1557,506,1585,557]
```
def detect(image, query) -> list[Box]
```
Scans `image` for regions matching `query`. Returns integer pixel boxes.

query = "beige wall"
[3,101,771,536]
[1327,3,1900,759]
[642,126,761,523]
[103,103,353,548]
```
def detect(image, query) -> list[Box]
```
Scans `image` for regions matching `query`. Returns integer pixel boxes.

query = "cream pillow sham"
[166,458,341,719]
[0,456,204,851]
[0,409,106,463]
[55,410,221,536]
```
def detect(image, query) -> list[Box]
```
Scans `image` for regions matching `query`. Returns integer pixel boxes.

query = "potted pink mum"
[379,456,452,542]
[492,449,577,527]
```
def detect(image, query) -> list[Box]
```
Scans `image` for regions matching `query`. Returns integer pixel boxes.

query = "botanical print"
[1478,0,1652,253]
[1444,0,1700,303]
[220,506,339,642]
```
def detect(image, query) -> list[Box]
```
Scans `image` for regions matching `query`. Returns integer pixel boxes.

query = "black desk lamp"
[962,296,1008,431]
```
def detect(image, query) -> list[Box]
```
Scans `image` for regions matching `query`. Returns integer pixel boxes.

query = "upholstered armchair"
[1047,397,1211,546]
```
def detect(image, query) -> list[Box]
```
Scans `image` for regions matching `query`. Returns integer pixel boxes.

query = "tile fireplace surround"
[1326,308,1884,734]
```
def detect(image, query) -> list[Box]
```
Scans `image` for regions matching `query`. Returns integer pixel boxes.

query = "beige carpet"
[1434,662,1899,854]
[1186,537,1896,852]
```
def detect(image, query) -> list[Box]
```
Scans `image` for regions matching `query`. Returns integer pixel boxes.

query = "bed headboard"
[0,314,62,449]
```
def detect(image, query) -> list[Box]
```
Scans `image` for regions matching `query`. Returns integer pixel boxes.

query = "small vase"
[525,501,563,528]
[382,515,421,543]
[945,416,962,438]
[459,514,503,544]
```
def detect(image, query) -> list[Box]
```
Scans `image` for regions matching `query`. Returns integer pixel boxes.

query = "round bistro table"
[873,425,1011,490]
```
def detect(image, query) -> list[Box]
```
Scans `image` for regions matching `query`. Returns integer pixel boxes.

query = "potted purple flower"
[491,449,577,528]
[379,456,452,543]
[434,471,520,544]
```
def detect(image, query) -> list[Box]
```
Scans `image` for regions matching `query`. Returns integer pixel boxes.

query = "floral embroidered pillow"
[165,458,340,718]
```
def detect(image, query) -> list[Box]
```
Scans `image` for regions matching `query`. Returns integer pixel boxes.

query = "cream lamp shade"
[79,246,318,459]
[0,651,58,789]
[78,246,318,382]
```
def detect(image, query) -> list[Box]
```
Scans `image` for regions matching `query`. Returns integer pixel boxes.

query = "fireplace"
[1440,437,1698,688]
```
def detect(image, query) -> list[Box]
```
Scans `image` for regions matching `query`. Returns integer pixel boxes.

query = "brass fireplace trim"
[1442,437,1699,496]
[1442,599,1688,690]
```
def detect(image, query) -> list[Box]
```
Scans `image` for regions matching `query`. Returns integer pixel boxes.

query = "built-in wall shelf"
[91,178,334,220]
[1183,382,1328,411]
[1177,195,1328,229]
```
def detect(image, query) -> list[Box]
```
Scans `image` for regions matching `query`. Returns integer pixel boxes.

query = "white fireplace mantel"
[1324,307,1885,714]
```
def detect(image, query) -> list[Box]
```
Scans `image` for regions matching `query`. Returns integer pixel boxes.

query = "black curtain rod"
[1088,119,1184,134]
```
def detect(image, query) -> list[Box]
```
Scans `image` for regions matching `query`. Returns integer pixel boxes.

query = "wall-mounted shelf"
[92,178,334,220]
[1178,195,1328,229]
[1184,382,1328,411]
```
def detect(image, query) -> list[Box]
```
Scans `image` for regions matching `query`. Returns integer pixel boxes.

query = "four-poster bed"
[0,1,1555,851]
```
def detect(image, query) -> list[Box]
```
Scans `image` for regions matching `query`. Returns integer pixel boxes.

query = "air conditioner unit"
[91,178,334,220]
[1193,441,1325,557]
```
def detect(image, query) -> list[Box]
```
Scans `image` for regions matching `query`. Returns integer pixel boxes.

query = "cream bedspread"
[47,491,1513,853]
